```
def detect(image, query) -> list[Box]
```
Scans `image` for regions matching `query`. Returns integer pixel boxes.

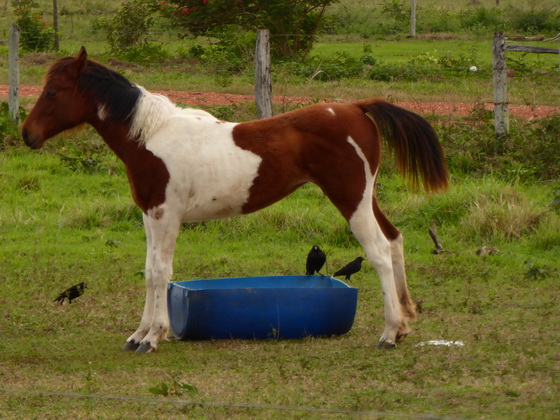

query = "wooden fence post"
[53,0,60,51]
[410,0,416,37]
[492,31,509,137]
[255,29,272,119]
[8,24,20,123]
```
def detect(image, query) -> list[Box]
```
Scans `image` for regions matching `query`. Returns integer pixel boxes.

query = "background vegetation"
[1,0,559,418]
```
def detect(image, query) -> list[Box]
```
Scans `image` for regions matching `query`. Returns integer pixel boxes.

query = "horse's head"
[22,47,90,149]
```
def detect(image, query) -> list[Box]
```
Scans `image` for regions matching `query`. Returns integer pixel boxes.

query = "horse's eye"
[46,91,57,99]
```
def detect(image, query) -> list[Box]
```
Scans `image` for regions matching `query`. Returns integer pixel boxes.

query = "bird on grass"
[54,282,87,304]
[306,245,327,275]
[333,257,365,281]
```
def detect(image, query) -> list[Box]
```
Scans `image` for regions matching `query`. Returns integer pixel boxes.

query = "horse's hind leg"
[349,202,404,348]
[372,201,416,342]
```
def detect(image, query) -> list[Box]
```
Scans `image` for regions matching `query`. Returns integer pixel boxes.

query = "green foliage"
[12,0,54,52]
[293,52,365,81]
[0,102,26,149]
[436,115,560,182]
[459,6,505,33]
[148,375,198,397]
[99,0,156,53]
[508,7,560,34]
[162,0,338,58]
[289,47,483,82]
[323,2,560,37]
[524,259,553,280]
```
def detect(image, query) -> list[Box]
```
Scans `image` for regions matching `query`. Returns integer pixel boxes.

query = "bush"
[460,6,505,33]
[162,0,336,59]
[12,0,54,52]
[508,8,559,34]
[436,115,560,182]
[99,0,155,53]
[295,52,365,81]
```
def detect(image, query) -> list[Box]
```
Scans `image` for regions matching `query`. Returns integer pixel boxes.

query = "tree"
[160,0,338,58]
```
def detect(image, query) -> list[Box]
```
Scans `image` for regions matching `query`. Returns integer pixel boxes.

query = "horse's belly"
[167,174,259,223]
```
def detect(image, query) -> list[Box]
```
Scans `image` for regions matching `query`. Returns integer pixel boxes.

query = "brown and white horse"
[22,48,448,353]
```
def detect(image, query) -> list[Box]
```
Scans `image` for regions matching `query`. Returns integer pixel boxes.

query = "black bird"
[306,245,326,275]
[333,257,365,280]
[54,282,87,304]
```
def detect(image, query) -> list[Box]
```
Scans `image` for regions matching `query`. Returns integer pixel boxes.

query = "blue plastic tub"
[167,275,358,340]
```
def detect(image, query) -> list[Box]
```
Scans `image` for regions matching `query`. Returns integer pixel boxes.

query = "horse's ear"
[76,46,88,74]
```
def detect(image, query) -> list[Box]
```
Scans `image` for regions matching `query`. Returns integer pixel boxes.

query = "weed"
[0,102,27,148]
[524,259,552,280]
[148,374,198,397]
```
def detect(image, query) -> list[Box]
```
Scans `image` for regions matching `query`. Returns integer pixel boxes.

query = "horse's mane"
[48,57,142,124]
[48,57,218,145]
[129,86,182,145]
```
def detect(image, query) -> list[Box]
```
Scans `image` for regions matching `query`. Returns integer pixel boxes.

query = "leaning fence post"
[8,24,21,123]
[255,29,272,119]
[492,31,509,137]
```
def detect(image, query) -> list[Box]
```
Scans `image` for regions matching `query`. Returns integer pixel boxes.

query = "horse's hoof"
[136,342,156,353]
[396,332,409,343]
[122,340,140,351]
[377,339,397,349]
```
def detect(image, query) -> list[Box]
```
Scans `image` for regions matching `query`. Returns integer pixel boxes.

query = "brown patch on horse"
[235,103,380,220]
[399,289,417,321]
[94,123,170,214]
[372,198,400,240]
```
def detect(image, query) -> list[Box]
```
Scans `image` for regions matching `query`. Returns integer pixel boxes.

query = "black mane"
[48,57,141,122]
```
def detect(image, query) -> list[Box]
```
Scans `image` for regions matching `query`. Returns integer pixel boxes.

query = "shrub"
[460,6,505,33]
[508,8,559,34]
[295,52,365,81]
[436,115,560,182]
[12,0,54,52]
[367,62,420,82]
[161,0,337,59]
[99,0,155,53]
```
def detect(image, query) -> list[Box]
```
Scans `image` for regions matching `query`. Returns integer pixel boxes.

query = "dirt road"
[1,85,558,119]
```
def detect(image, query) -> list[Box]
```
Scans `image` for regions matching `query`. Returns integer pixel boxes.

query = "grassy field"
[1,115,559,418]
[1,0,559,418]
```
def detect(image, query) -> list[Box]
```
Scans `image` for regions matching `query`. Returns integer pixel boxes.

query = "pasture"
[0,141,558,418]
[1,0,559,418]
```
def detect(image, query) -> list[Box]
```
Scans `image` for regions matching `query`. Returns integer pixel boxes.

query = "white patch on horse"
[131,89,262,222]
[129,86,217,145]
[346,136,402,345]
[97,104,108,121]
[326,107,336,115]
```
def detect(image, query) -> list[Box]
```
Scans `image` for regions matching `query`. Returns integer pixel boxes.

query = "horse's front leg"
[123,213,156,351]
[123,211,180,353]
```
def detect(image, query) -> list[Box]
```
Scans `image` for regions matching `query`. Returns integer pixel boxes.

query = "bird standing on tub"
[306,245,327,275]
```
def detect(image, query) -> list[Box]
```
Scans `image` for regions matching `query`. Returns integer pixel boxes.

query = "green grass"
[1,0,559,417]
[1,122,559,417]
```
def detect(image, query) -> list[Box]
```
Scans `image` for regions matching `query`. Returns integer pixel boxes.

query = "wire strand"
[0,387,456,419]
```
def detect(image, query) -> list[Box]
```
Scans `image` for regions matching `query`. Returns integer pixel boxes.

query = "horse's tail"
[357,100,449,193]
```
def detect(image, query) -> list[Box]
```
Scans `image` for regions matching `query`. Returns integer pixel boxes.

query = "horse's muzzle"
[21,128,43,149]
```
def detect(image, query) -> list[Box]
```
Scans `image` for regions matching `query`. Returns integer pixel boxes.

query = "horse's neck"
[90,117,141,165]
